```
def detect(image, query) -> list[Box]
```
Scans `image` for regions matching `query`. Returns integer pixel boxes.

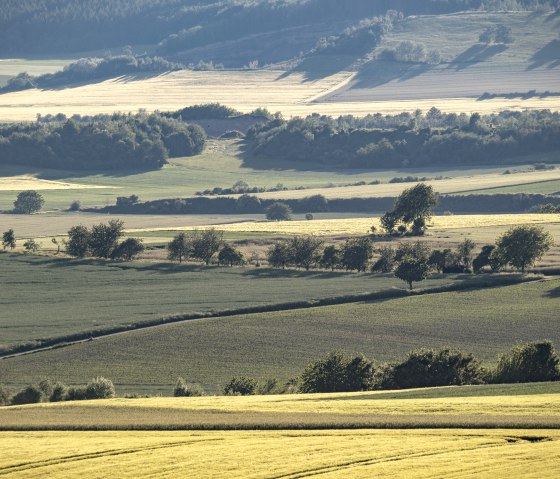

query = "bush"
[49,382,68,402]
[224,377,258,396]
[300,351,374,393]
[375,348,486,390]
[65,386,88,401]
[85,377,115,399]
[111,238,145,261]
[69,200,81,211]
[266,202,292,221]
[0,386,9,406]
[10,385,44,405]
[174,377,205,397]
[493,341,560,384]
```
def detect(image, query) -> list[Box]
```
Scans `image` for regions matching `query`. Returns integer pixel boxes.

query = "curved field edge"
[1,429,559,479]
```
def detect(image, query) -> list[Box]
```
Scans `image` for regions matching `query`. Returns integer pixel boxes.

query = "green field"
[1,138,559,211]
[1,252,461,353]
[2,279,557,394]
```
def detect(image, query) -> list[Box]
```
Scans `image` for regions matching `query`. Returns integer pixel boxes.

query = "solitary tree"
[111,238,145,261]
[382,183,437,235]
[190,228,223,265]
[266,202,292,221]
[2,229,16,250]
[267,242,291,269]
[289,235,323,270]
[23,239,39,253]
[167,233,190,263]
[218,244,244,267]
[494,225,553,273]
[320,245,340,271]
[13,190,44,214]
[340,237,373,272]
[66,225,90,257]
[88,220,125,258]
[394,255,430,289]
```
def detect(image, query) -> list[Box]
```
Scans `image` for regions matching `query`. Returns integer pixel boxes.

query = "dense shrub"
[0,386,10,406]
[85,377,116,399]
[10,385,44,405]
[493,341,560,384]
[65,386,88,401]
[224,377,258,396]
[300,351,374,393]
[375,348,486,390]
[49,383,68,402]
[174,377,205,397]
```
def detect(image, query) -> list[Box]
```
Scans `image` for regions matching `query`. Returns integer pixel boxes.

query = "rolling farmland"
[2,279,558,394]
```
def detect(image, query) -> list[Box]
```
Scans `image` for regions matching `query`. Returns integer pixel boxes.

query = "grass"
[0,428,559,478]
[2,279,558,394]
[0,252,461,352]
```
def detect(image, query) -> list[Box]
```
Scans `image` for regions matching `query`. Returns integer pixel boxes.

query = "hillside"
[2,279,558,394]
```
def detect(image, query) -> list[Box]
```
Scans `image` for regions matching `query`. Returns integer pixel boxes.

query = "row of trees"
[245,109,560,169]
[171,340,560,398]
[0,112,206,171]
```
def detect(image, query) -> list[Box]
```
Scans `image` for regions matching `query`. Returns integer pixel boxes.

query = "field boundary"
[0,274,542,360]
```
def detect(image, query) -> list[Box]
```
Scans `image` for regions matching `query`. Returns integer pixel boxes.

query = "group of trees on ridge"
[245,109,560,169]
[0,111,206,170]
[3,340,558,404]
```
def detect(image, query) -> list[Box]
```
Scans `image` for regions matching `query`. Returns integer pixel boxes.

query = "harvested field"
[0,175,109,191]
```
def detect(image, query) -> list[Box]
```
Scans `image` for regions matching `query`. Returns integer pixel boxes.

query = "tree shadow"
[450,44,508,71]
[544,286,560,298]
[527,39,560,70]
[241,267,368,279]
[351,60,433,90]
[278,54,357,82]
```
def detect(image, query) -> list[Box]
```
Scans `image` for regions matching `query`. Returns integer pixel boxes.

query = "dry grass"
[0,429,559,478]
[0,175,110,191]
[0,69,558,122]
[131,214,560,237]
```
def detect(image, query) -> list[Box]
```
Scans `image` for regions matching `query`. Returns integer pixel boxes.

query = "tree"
[493,341,560,384]
[289,235,323,270]
[23,239,39,253]
[111,238,144,261]
[10,385,43,405]
[340,237,372,272]
[89,220,124,258]
[456,239,476,272]
[394,255,430,289]
[218,244,244,267]
[190,228,223,265]
[371,246,395,273]
[300,351,374,393]
[66,225,90,258]
[2,229,16,250]
[473,245,504,273]
[267,242,291,269]
[494,225,553,273]
[69,200,81,211]
[0,386,9,406]
[428,249,451,273]
[320,245,340,271]
[167,233,190,263]
[224,377,257,396]
[380,211,399,234]
[266,202,292,221]
[85,377,115,399]
[394,241,430,263]
[174,377,204,397]
[13,190,44,214]
[393,183,437,225]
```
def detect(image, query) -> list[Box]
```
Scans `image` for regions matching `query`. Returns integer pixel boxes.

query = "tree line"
[0,112,206,170]
[245,109,560,169]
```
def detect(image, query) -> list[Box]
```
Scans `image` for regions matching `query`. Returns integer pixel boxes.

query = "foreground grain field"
[2,279,557,394]
[1,428,558,478]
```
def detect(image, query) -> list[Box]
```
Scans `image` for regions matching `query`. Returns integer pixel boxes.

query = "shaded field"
[0,253,442,351]
[1,383,560,430]
[1,428,559,478]
[2,279,558,394]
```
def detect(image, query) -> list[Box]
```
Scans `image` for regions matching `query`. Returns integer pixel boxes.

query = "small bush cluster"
[2,377,115,406]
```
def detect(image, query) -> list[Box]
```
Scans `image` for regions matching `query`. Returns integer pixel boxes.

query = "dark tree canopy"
[494,225,553,273]
[13,190,44,214]
[266,202,292,221]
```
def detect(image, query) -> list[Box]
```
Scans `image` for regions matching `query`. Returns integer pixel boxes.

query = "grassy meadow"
[2,279,558,394]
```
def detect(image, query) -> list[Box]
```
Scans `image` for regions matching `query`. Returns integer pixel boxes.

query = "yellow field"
[0,175,110,191]
[0,68,559,122]
[239,170,560,200]
[1,429,559,478]
[130,214,560,237]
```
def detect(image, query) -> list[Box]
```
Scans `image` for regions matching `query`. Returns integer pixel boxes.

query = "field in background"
[2,279,557,394]
[0,59,71,88]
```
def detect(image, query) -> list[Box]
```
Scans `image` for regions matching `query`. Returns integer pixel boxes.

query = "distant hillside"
[1,0,557,61]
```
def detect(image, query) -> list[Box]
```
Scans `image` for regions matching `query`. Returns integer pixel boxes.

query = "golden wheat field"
[129,214,560,237]
[0,68,559,122]
[0,175,110,191]
[1,429,559,479]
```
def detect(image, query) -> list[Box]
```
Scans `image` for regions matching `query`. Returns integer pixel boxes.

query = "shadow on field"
[544,286,560,298]
[528,39,560,70]
[450,44,507,70]
[241,267,366,279]
[351,61,433,90]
